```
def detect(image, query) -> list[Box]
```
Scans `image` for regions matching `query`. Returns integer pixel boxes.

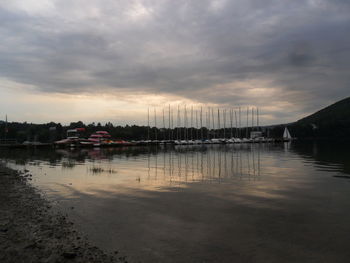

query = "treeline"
[0,121,149,143]
[0,120,284,143]
[1,119,348,143]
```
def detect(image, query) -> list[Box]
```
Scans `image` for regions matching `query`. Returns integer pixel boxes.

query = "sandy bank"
[0,164,127,263]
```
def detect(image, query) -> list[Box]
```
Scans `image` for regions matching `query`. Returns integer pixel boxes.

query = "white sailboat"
[283,127,292,141]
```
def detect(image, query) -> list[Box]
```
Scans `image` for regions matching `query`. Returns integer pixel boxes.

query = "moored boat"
[283,127,292,142]
[54,128,87,147]
[87,131,113,147]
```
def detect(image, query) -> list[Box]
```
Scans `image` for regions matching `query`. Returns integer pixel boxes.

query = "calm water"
[2,142,350,262]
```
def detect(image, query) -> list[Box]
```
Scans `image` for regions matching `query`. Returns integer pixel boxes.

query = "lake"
[2,141,350,262]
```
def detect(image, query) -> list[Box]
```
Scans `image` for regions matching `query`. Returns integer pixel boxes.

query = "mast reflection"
[145,144,262,185]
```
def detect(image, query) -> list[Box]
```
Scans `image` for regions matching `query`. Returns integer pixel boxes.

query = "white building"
[250,131,263,139]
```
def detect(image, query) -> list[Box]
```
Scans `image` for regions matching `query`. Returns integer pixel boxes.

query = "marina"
[0,106,290,149]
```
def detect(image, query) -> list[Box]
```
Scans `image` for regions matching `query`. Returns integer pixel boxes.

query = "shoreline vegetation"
[0,164,126,263]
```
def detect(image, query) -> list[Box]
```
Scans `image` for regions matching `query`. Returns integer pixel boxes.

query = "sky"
[0,0,349,126]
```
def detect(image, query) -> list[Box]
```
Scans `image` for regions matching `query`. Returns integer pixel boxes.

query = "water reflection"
[289,141,350,175]
[144,145,262,186]
[1,142,350,182]
[2,142,350,262]
[1,142,350,202]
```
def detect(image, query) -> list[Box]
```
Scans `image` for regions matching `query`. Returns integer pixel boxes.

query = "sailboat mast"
[177,105,180,140]
[251,107,254,132]
[195,109,198,140]
[191,106,193,141]
[168,105,171,141]
[207,107,211,140]
[230,109,233,138]
[154,108,157,141]
[217,109,220,138]
[184,105,187,141]
[257,108,259,131]
[208,107,211,139]
[162,108,165,140]
[234,110,238,138]
[147,108,150,141]
[246,107,249,138]
[200,107,203,140]
[223,109,226,139]
[212,108,215,138]
[171,107,174,140]
[239,107,241,138]
[205,111,208,139]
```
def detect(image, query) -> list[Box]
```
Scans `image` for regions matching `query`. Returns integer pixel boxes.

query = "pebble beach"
[0,164,126,263]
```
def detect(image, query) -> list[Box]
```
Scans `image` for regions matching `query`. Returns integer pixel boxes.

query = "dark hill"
[290,97,350,139]
[297,97,350,125]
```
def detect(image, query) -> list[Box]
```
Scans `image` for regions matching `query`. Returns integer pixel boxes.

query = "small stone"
[62,252,77,259]
[25,243,37,249]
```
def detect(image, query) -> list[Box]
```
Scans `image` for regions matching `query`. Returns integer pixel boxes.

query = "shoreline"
[0,164,126,263]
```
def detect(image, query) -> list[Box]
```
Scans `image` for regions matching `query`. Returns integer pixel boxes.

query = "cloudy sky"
[0,0,349,126]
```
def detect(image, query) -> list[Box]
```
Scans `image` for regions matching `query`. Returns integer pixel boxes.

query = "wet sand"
[0,164,126,263]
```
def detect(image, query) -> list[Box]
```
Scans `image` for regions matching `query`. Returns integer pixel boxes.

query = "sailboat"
[283,127,292,142]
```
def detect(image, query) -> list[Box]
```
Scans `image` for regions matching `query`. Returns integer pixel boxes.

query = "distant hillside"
[290,97,350,139]
[297,97,350,125]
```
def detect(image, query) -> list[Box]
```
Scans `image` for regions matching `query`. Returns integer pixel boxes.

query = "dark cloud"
[0,0,349,122]
[288,42,314,67]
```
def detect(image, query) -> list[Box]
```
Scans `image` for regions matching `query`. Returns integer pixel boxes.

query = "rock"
[25,243,37,249]
[62,252,77,259]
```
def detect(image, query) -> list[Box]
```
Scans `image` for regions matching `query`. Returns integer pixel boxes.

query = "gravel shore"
[0,164,127,263]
